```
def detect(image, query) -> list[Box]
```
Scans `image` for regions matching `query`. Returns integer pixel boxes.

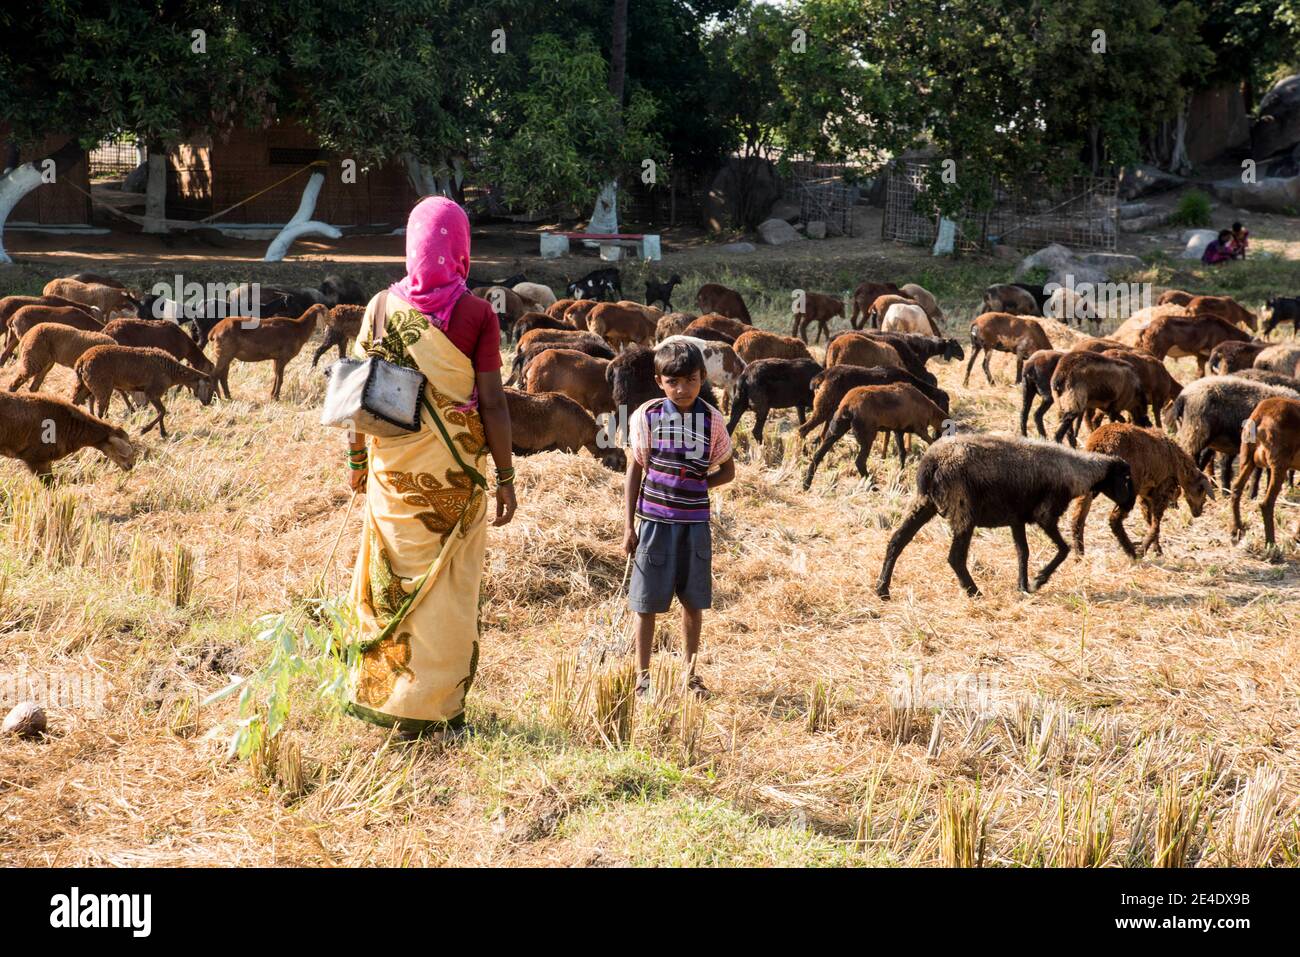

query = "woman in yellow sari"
[343,196,516,737]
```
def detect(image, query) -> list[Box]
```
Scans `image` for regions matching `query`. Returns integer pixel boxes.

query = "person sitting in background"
[1202,229,1234,265]
[1228,221,1250,260]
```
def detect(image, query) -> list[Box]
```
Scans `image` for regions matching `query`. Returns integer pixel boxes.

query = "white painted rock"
[3,702,47,739]
[1180,229,1219,260]
[757,218,805,245]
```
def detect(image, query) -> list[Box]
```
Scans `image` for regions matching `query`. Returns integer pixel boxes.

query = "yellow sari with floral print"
[344,291,488,733]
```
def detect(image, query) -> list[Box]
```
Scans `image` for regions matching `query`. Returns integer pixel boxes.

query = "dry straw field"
[1,246,1299,868]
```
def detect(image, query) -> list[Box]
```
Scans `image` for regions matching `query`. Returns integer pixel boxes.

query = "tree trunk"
[608,0,629,103]
[0,139,83,264]
[142,140,168,233]
[403,153,439,198]
[1169,97,1192,175]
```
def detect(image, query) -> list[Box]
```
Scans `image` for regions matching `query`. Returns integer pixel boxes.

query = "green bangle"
[348,460,368,470]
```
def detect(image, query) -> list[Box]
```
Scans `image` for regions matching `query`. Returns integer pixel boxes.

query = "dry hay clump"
[0,296,1299,867]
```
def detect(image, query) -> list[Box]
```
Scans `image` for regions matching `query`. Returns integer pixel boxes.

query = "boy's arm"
[708,456,736,488]
[624,457,644,554]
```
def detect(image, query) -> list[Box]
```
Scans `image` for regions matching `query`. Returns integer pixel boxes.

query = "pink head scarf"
[388,196,471,330]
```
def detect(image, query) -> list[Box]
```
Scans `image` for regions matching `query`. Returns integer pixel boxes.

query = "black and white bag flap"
[361,359,426,432]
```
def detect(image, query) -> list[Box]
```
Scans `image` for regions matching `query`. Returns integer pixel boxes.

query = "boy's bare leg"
[634,611,656,678]
[681,604,703,675]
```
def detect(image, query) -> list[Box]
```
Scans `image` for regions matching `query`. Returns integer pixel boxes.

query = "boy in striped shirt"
[624,341,735,697]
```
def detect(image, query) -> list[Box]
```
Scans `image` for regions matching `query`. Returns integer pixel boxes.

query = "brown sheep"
[1230,396,1300,546]
[41,278,138,323]
[1019,349,1066,438]
[66,272,128,289]
[1134,313,1251,376]
[824,333,906,372]
[1111,304,1194,347]
[1,305,106,365]
[655,312,694,342]
[563,299,600,330]
[1101,349,1182,428]
[1071,337,1133,354]
[849,281,901,329]
[866,293,919,329]
[1208,339,1270,376]
[1050,350,1150,445]
[100,318,215,375]
[504,388,625,470]
[547,298,577,320]
[588,302,657,351]
[472,285,528,328]
[511,311,574,343]
[1187,294,1256,331]
[72,345,215,437]
[732,329,813,364]
[898,283,944,328]
[1254,344,1300,379]
[695,283,752,324]
[1,294,98,338]
[791,292,845,343]
[8,325,115,393]
[523,348,614,416]
[982,283,1038,317]
[683,314,748,344]
[208,303,326,400]
[311,303,365,368]
[1071,423,1213,558]
[1156,290,1195,308]
[614,301,663,322]
[0,391,137,480]
[803,382,947,489]
[799,364,950,445]
[964,312,1052,386]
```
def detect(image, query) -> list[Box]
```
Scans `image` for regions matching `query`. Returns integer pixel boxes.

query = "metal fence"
[89,137,145,180]
[883,160,1119,252]
[777,154,862,236]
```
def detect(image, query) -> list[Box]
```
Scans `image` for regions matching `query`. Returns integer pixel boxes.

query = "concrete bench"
[540,232,661,262]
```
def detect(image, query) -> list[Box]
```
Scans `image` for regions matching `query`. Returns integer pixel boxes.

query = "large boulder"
[757,217,804,245]
[1015,243,1075,278]
[1252,75,1300,161]
[1118,165,1185,201]
[1210,173,1300,213]
[1019,244,1141,289]
[1180,229,1219,260]
[704,157,782,233]
[768,199,802,223]
[1078,252,1144,275]
[720,241,757,254]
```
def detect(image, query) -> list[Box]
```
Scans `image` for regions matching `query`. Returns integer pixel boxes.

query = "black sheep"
[726,358,822,444]
[645,274,683,311]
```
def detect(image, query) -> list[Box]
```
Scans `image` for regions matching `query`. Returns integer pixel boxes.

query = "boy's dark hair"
[1232,222,1243,231]
[1218,229,1232,241]
[655,340,705,379]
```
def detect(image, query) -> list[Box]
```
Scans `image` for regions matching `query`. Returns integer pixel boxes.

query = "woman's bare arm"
[476,369,517,526]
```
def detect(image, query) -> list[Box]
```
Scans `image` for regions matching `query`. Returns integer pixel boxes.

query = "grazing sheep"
[1111,304,1193,347]
[67,272,127,290]
[726,358,821,444]
[695,283,751,324]
[41,279,138,323]
[1,295,98,348]
[311,304,366,368]
[1208,339,1269,375]
[1050,350,1150,445]
[524,348,614,416]
[512,282,557,311]
[865,294,920,329]
[1168,375,1300,488]
[563,299,601,330]
[547,298,577,320]
[1232,368,1300,390]
[683,314,747,344]
[8,325,115,393]
[645,274,683,311]
[586,302,657,351]
[1071,424,1213,558]
[100,318,215,375]
[1101,348,1181,428]
[135,293,184,322]
[732,329,813,364]
[504,388,625,469]
[1261,296,1300,338]
[858,331,963,385]
[223,283,321,323]
[1231,397,1300,546]
[1071,337,1133,354]
[0,391,137,480]
[565,267,621,302]
[849,281,902,329]
[982,283,1038,316]
[655,312,694,343]
[1186,294,1256,331]
[657,335,746,407]
[1044,287,1099,327]
[606,345,718,416]
[1,305,106,365]
[965,312,1052,386]
[511,311,574,344]
[825,333,906,372]
[72,345,215,437]
[898,283,944,328]
[319,274,368,307]
[803,383,947,490]
[1135,313,1251,376]
[468,271,526,291]
[473,285,529,333]
[208,303,326,400]
[507,336,615,388]
[1156,290,1195,308]
[1019,349,1066,437]
[791,292,846,343]
[875,434,1135,598]
[881,302,938,336]
[1254,344,1300,379]
[799,364,950,444]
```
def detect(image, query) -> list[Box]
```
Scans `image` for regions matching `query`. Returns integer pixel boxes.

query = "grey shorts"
[628,520,713,614]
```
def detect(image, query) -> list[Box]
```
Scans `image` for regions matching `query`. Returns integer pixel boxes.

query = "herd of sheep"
[0,266,1297,599]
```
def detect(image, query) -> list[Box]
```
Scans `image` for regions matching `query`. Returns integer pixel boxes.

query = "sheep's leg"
[875,497,939,600]
[142,397,167,437]
[1070,493,1094,554]
[1031,519,1071,592]
[725,393,748,437]
[1138,498,1163,557]
[1014,356,1025,385]
[795,403,806,425]
[270,360,285,400]
[1259,465,1284,547]
[751,403,769,446]
[1034,395,1053,439]
[1220,453,1235,491]
[1230,454,1257,540]
[947,525,980,597]
[1108,503,1137,559]
[895,429,906,468]
[0,337,18,366]
[802,415,850,490]
[310,334,335,369]
[1250,466,1263,500]
[1010,523,1031,593]
[27,364,50,392]
[963,342,980,386]
[1054,413,1077,446]
[851,424,877,481]
[981,348,994,386]
[791,314,803,340]
[1019,379,1035,435]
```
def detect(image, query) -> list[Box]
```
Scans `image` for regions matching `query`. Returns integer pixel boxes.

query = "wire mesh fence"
[883,160,1119,252]
[88,137,146,181]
